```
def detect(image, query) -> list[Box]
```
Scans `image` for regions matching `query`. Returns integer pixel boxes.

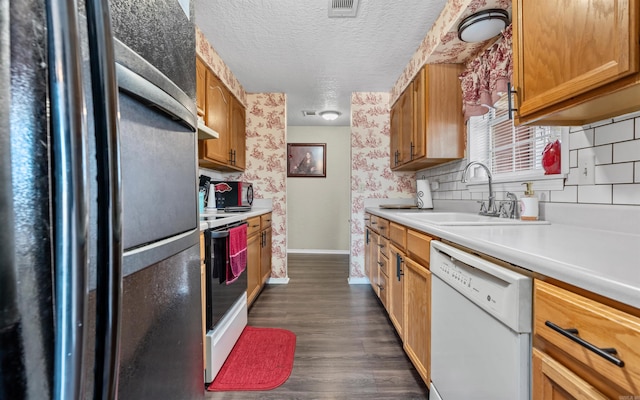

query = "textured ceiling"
[194,0,449,126]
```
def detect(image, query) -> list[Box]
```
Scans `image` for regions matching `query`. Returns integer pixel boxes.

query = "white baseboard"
[287,249,350,255]
[348,277,370,285]
[266,277,289,284]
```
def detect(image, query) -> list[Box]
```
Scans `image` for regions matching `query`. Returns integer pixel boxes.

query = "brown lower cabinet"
[403,256,431,386]
[533,279,640,398]
[247,213,272,307]
[362,213,439,388]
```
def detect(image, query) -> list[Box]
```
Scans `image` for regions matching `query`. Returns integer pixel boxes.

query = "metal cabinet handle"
[377,261,384,266]
[507,82,518,120]
[545,321,625,367]
[395,253,404,281]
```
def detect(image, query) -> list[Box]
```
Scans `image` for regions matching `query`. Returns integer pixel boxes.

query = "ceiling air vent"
[328,0,359,18]
[302,110,317,117]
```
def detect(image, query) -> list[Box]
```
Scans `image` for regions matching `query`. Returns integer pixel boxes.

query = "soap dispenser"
[520,182,539,221]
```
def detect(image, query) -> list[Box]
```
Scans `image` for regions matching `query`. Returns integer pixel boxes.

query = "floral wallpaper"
[196,29,288,279]
[350,93,415,278]
[236,94,288,279]
[196,26,247,107]
[390,0,511,106]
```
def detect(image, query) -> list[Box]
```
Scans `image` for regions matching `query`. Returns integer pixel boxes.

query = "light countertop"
[367,207,640,309]
[199,207,272,231]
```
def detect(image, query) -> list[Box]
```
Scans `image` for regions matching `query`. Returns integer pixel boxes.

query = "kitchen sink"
[395,212,550,226]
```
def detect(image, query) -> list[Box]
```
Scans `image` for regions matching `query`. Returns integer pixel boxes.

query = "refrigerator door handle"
[46,0,89,398]
[85,0,123,398]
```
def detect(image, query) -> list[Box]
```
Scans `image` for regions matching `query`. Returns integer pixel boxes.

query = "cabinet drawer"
[389,222,406,250]
[246,216,261,237]
[378,237,389,260]
[378,271,389,311]
[377,251,389,278]
[406,229,432,266]
[534,280,640,393]
[260,213,272,229]
[378,219,390,239]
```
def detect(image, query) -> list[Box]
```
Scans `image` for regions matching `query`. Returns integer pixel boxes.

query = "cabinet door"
[246,231,261,307]
[388,244,404,339]
[412,68,426,160]
[364,228,371,280]
[424,64,464,160]
[404,257,431,386]
[390,101,401,169]
[260,226,271,285]
[229,96,246,170]
[532,349,608,400]
[513,0,639,119]
[369,231,380,296]
[202,71,229,163]
[399,86,413,165]
[195,58,206,117]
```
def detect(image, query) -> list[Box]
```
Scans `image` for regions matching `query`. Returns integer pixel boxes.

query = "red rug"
[207,326,296,391]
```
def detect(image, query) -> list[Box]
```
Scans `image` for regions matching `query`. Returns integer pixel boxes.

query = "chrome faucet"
[461,161,497,216]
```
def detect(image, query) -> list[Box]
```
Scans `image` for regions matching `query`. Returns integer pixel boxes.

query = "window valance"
[460,24,512,120]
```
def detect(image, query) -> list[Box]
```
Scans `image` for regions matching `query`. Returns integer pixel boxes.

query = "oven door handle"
[209,231,230,239]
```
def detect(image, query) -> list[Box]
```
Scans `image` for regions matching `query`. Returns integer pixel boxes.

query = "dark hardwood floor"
[205,253,429,399]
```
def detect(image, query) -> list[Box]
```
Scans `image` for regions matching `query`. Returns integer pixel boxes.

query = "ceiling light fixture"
[457,9,509,43]
[319,110,341,121]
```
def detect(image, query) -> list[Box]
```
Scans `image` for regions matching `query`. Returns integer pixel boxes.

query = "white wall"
[287,126,351,252]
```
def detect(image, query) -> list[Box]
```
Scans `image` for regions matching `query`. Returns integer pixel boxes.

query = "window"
[467,94,567,183]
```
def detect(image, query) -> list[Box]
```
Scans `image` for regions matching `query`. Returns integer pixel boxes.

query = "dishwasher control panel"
[430,240,532,333]
[435,256,506,314]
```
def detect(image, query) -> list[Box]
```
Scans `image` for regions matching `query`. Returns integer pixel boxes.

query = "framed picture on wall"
[287,143,326,177]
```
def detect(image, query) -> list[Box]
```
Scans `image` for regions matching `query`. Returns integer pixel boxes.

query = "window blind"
[468,94,562,178]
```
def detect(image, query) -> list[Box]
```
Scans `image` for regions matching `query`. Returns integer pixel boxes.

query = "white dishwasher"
[429,241,532,400]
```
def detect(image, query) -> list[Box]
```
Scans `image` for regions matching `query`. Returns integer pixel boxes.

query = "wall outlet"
[578,153,595,185]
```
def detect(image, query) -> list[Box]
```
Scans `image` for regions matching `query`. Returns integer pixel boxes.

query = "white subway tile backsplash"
[612,184,640,205]
[578,185,612,204]
[566,167,580,186]
[594,119,634,145]
[588,118,614,128]
[594,144,612,165]
[417,120,640,209]
[550,186,577,203]
[613,110,640,122]
[569,128,594,150]
[569,150,578,168]
[594,163,634,184]
[613,139,640,163]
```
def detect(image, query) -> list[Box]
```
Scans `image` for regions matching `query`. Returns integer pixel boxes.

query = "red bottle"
[541,140,561,175]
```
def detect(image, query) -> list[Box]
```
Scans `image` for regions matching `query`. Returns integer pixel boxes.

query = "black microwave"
[210,181,253,209]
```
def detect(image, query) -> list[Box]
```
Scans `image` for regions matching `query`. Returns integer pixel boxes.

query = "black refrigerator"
[1,0,205,398]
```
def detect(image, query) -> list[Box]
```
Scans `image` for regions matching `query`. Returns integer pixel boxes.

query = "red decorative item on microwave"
[541,139,561,175]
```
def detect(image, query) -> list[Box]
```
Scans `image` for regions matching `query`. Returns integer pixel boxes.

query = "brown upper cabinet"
[195,57,207,117]
[512,0,640,126]
[196,56,246,171]
[390,64,465,171]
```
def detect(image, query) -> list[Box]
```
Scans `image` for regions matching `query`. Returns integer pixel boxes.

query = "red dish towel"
[227,224,247,284]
